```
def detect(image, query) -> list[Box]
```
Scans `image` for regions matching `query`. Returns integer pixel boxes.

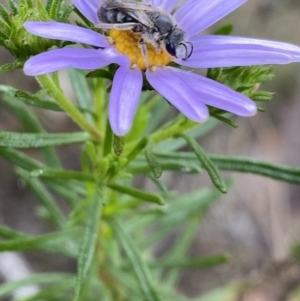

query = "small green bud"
[0,0,66,72]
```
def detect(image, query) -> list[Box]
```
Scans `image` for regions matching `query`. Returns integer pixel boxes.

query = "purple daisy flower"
[24,0,300,136]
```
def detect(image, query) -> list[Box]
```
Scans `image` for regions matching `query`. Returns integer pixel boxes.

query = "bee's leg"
[98,22,138,30]
[138,38,149,69]
[154,41,161,54]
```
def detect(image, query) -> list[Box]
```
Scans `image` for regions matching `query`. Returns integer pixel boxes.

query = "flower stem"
[36,74,101,141]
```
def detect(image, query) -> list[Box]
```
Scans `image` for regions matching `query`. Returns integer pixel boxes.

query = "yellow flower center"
[109,29,172,70]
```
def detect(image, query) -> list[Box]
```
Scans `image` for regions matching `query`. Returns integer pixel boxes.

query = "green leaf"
[68,69,94,123]
[86,69,114,80]
[122,254,229,269]
[49,0,63,19]
[7,0,18,16]
[109,218,163,301]
[1,95,60,167]
[0,4,10,24]
[210,112,238,128]
[14,89,65,110]
[30,168,94,182]
[213,23,233,35]
[45,0,53,13]
[127,157,202,175]
[108,183,165,205]
[0,226,26,239]
[59,4,75,22]
[155,118,220,152]
[0,230,79,257]
[139,189,222,250]
[0,131,89,148]
[155,152,300,185]
[73,190,102,301]
[145,146,162,178]
[0,147,44,170]
[12,90,96,116]
[0,60,23,74]
[0,273,74,300]
[179,134,227,193]
[18,169,66,229]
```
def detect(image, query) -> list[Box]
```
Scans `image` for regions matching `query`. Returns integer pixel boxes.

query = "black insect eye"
[165,41,176,57]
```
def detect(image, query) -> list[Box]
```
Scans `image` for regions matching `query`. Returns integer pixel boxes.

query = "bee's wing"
[103,0,155,12]
[126,10,154,28]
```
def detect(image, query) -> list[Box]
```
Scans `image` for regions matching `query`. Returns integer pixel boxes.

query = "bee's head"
[164,28,193,60]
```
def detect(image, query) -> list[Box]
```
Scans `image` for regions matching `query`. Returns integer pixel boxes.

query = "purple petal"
[152,0,179,12]
[109,66,143,136]
[101,47,131,67]
[24,21,109,47]
[174,0,248,37]
[177,35,299,68]
[166,67,257,116]
[146,67,209,122]
[24,48,110,76]
[73,0,100,24]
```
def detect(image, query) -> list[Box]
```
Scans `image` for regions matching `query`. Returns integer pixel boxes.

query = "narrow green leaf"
[7,0,18,15]
[25,0,34,9]
[86,69,114,80]
[155,118,220,152]
[103,120,113,156]
[45,0,53,13]
[139,189,222,250]
[0,4,10,24]
[49,0,63,19]
[214,23,233,35]
[210,113,238,128]
[123,137,148,167]
[30,168,94,182]
[14,89,64,110]
[109,218,163,301]
[0,226,26,239]
[18,169,66,229]
[179,134,227,193]
[0,147,44,170]
[122,254,229,270]
[59,4,75,22]
[0,230,79,257]
[145,146,162,178]
[127,157,202,175]
[0,60,23,74]
[13,90,96,116]
[162,219,200,288]
[73,191,102,301]
[0,131,89,148]
[108,183,165,205]
[155,152,300,185]
[1,95,60,167]
[146,174,168,193]
[68,69,94,123]
[16,279,77,301]
[0,273,74,299]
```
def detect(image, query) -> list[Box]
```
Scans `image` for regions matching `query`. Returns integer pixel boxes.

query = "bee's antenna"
[181,42,193,61]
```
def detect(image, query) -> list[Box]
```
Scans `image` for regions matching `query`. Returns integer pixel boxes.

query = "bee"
[97,0,193,66]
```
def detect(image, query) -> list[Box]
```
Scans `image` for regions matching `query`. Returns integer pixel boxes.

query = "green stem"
[150,117,199,143]
[36,74,101,141]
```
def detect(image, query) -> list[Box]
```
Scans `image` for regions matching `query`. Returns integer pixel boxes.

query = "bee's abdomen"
[98,7,136,24]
